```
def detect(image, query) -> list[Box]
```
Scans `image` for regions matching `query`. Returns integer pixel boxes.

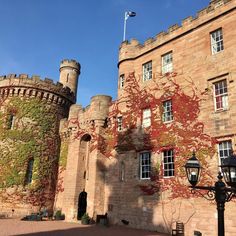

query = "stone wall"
[58,1,236,235]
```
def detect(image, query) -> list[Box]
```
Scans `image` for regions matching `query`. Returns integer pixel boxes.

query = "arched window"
[25,158,34,185]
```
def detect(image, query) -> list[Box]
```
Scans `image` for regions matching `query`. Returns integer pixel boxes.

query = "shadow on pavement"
[16,225,169,236]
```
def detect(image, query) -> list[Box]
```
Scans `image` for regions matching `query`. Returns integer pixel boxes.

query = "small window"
[25,158,34,185]
[8,114,16,130]
[120,161,125,182]
[162,100,173,122]
[117,116,123,131]
[218,140,232,165]
[162,52,173,74]
[163,150,174,177]
[119,74,125,89]
[142,108,151,128]
[140,152,151,179]
[213,79,228,111]
[142,61,152,81]
[211,28,224,54]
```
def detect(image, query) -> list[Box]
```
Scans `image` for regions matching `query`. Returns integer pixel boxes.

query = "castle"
[0,0,236,235]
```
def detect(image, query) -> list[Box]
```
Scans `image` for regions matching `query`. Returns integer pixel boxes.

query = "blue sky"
[0,0,209,106]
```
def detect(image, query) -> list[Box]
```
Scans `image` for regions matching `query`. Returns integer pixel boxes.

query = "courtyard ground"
[0,219,169,236]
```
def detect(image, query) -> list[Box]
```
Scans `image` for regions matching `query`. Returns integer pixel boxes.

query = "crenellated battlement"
[60,59,80,73]
[119,0,235,64]
[0,73,76,107]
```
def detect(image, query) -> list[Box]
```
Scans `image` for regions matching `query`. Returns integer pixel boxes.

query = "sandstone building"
[0,0,236,235]
[0,59,80,215]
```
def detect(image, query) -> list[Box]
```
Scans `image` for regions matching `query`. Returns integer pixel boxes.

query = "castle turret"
[59,59,80,99]
[90,95,112,127]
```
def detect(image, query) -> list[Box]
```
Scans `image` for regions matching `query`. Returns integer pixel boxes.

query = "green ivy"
[59,141,68,168]
[0,97,59,194]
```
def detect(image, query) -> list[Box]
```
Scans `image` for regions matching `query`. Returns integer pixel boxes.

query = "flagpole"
[123,11,136,42]
[123,12,128,41]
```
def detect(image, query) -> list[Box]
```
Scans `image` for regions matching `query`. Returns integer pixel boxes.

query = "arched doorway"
[77,189,87,220]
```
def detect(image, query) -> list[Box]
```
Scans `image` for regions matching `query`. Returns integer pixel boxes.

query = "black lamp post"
[185,152,236,236]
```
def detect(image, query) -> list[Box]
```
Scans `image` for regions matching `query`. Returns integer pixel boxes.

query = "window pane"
[163,150,174,177]
[214,80,228,111]
[25,159,34,185]
[219,140,232,164]
[162,52,173,74]
[142,109,151,127]
[117,116,122,131]
[162,100,173,122]
[211,29,224,54]
[143,62,152,81]
[140,152,151,179]
[119,74,125,88]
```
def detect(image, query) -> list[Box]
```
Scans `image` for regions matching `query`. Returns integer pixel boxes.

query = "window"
[162,100,173,122]
[214,80,228,111]
[142,108,151,128]
[120,161,125,182]
[117,116,123,131]
[211,28,224,54]
[163,149,174,177]
[218,140,232,165]
[119,74,125,89]
[162,52,173,74]
[25,158,34,185]
[140,152,151,179]
[142,61,152,81]
[7,114,16,129]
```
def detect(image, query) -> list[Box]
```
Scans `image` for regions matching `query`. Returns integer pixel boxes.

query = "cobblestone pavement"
[0,219,169,236]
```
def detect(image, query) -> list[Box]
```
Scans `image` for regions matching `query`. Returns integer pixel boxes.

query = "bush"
[54,210,65,220]
[81,213,90,224]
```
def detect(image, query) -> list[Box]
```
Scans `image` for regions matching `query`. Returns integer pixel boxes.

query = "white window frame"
[117,116,123,131]
[162,100,173,123]
[142,108,151,128]
[139,152,151,179]
[163,149,175,178]
[119,74,125,89]
[211,28,224,55]
[213,79,228,111]
[218,140,232,165]
[142,61,152,81]
[162,52,173,74]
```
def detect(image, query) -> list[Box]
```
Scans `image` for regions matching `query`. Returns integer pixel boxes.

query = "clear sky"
[0,0,209,107]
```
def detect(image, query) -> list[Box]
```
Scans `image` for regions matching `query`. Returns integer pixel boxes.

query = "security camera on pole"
[123,11,136,41]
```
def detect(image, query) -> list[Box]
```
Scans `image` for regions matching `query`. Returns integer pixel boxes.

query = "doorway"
[77,190,87,220]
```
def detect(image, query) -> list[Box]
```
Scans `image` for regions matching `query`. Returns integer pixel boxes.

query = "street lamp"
[185,152,236,236]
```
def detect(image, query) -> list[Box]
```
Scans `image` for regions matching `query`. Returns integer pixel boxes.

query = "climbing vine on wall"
[95,72,216,198]
[0,96,60,209]
[68,71,216,199]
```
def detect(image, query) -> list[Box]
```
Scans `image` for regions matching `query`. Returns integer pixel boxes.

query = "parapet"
[0,74,76,104]
[119,0,234,64]
[60,59,81,74]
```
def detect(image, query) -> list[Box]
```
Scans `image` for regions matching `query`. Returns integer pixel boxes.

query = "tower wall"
[0,60,79,217]
[59,59,80,100]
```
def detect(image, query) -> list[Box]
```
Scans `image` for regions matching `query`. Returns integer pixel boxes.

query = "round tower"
[59,59,80,99]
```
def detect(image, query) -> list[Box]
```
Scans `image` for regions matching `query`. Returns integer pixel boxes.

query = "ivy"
[0,96,60,208]
[77,72,216,199]
[59,141,68,168]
